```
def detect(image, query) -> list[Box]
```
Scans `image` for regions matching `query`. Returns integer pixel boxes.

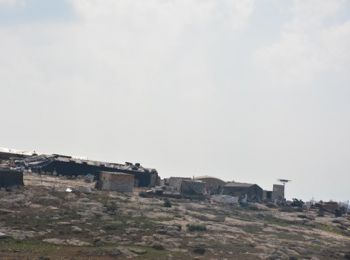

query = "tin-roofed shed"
[223,182,263,202]
[16,155,159,187]
[194,176,225,195]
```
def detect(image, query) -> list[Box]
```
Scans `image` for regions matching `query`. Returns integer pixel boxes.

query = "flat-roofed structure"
[96,171,134,192]
[272,184,285,201]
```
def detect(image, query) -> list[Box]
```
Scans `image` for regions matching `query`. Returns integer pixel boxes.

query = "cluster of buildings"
[160,176,285,203]
[0,147,159,191]
[0,147,285,203]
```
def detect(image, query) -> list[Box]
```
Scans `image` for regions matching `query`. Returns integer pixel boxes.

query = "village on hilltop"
[0,146,347,216]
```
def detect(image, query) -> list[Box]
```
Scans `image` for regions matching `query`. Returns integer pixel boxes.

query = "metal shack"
[223,182,263,202]
[0,147,33,164]
[16,155,159,187]
[0,168,24,188]
[194,176,226,195]
[180,180,206,196]
[96,172,134,192]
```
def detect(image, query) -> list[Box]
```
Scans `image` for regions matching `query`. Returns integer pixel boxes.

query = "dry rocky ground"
[0,173,349,259]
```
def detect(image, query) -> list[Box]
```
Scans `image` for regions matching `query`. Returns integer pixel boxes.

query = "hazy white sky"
[1,0,350,201]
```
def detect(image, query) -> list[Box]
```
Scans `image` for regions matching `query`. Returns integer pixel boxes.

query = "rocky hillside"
[0,174,349,259]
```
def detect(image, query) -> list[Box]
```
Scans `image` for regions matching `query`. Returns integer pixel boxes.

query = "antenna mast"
[278,179,291,186]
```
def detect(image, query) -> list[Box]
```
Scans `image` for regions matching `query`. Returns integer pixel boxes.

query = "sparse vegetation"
[163,198,172,208]
[0,174,348,259]
[186,223,207,232]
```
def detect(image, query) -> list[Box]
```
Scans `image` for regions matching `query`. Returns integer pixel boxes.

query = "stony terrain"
[0,174,349,259]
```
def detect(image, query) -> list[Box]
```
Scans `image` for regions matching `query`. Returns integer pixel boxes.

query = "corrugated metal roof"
[224,182,255,188]
[100,171,132,176]
[16,153,157,174]
[194,176,225,182]
[0,147,34,156]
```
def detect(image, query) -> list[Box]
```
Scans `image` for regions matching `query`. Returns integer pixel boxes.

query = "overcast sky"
[1,0,350,201]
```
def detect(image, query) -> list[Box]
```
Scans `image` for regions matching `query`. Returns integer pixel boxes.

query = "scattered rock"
[66,239,91,246]
[93,238,103,246]
[77,186,92,194]
[193,245,206,255]
[163,198,172,208]
[129,248,147,255]
[72,226,82,233]
[43,238,91,246]
[156,225,182,236]
[108,249,122,257]
[43,238,66,246]
[0,209,16,214]
[0,232,8,239]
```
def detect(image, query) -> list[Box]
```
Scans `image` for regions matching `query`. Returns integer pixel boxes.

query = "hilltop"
[0,173,349,259]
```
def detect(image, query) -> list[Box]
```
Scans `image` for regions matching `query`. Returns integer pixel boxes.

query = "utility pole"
[278,179,291,199]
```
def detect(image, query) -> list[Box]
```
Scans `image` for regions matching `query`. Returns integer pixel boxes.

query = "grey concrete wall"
[168,177,191,192]
[98,172,134,192]
[180,180,206,195]
[272,184,285,201]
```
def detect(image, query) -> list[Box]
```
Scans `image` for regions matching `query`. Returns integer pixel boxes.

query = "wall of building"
[272,184,285,201]
[168,177,191,192]
[195,177,225,195]
[223,185,263,202]
[0,168,24,188]
[263,190,273,201]
[180,180,206,195]
[97,172,134,192]
[23,158,158,188]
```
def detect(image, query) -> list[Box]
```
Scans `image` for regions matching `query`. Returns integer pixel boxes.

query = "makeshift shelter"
[223,182,263,202]
[194,176,225,195]
[0,147,33,164]
[16,155,159,187]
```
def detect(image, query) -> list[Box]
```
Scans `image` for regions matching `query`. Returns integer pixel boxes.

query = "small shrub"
[105,201,118,215]
[193,246,206,255]
[152,243,165,250]
[249,205,259,211]
[187,224,207,232]
[163,198,172,208]
[266,202,277,208]
[335,209,343,218]
[291,198,304,208]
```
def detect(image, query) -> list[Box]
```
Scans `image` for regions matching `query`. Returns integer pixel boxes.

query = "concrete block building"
[96,171,134,192]
[272,184,285,201]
